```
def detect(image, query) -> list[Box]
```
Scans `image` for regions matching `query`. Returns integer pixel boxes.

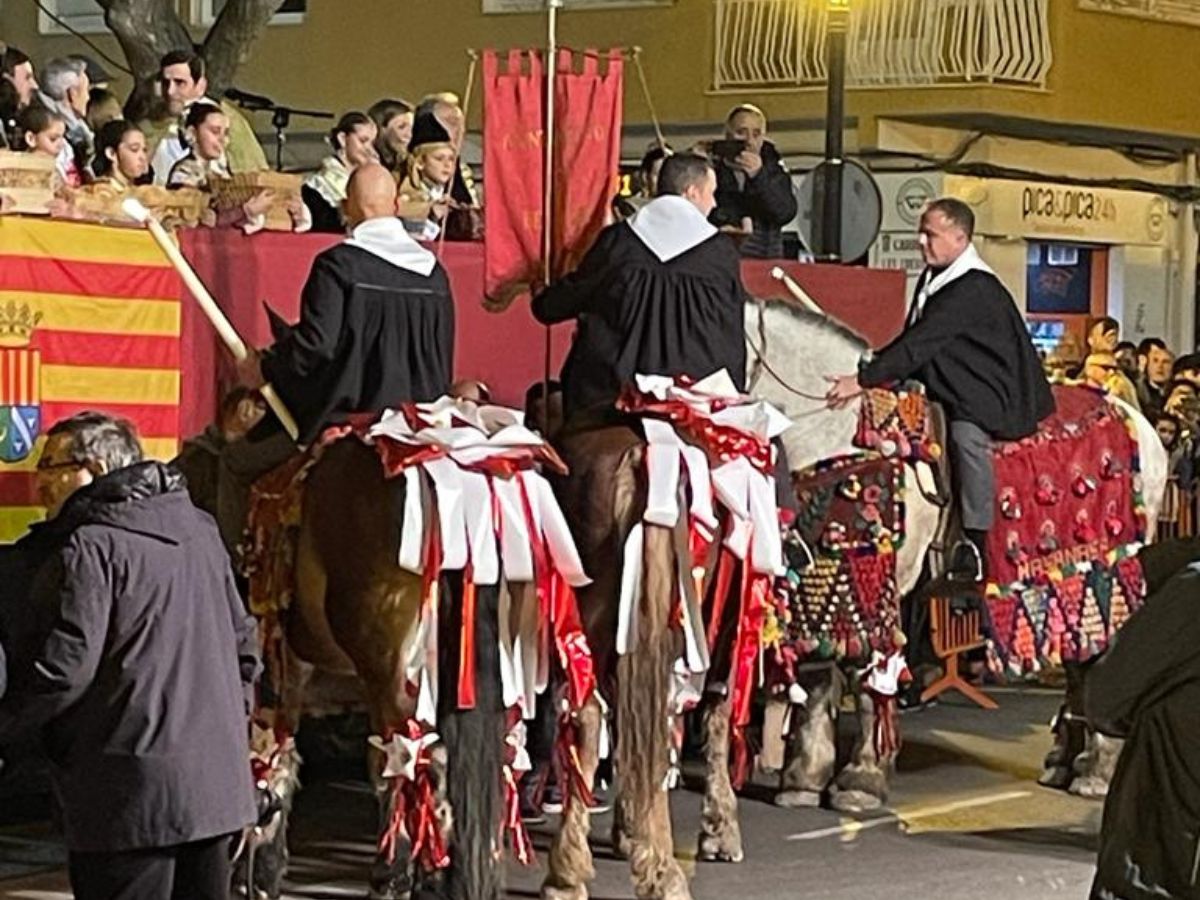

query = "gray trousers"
[215,428,299,559]
[949,419,995,531]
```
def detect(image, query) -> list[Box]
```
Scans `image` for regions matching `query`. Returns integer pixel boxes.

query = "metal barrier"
[1157,477,1199,541]
[712,0,1053,91]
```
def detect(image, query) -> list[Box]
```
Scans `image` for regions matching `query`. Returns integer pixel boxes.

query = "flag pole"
[542,0,563,413]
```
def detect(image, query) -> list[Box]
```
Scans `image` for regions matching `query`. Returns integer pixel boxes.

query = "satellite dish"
[796,159,883,262]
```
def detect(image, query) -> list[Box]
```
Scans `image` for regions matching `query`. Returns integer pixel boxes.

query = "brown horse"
[541,423,746,900]
[250,437,504,900]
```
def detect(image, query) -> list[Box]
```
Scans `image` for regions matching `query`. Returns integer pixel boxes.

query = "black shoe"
[948,539,983,583]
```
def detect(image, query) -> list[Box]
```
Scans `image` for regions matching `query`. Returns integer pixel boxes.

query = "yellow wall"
[5,0,1200,140]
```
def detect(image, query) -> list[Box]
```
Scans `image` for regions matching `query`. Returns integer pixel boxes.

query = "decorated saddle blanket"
[855,381,941,464]
[764,454,907,682]
[615,371,791,782]
[985,385,1146,673]
[243,398,597,723]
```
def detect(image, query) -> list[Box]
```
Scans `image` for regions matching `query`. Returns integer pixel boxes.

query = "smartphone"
[710,139,748,160]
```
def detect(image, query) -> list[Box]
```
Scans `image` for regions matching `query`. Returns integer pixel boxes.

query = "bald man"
[218,163,455,550]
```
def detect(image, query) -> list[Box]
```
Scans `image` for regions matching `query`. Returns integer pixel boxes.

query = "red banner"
[483,50,546,304]
[551,49,624,279]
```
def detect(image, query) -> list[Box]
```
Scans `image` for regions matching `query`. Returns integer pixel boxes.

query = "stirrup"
[947,539,983,583]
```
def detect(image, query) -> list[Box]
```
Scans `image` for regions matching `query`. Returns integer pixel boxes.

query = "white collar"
[345,216,438,277]
[921,244,995,299]
[627,195,718,262]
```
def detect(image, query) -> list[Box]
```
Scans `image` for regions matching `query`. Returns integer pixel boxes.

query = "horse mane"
[753,296,869,353]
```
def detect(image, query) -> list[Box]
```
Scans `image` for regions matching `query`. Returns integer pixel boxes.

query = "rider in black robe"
[831,198,1053,582]
[533,153,747,422]
[217,164,454,553]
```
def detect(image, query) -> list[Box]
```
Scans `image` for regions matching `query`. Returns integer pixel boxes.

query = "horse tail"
[440,574,504,900]
[617,522,681,886]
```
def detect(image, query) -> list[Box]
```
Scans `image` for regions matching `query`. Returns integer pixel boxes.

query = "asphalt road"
[0,688,1102,899]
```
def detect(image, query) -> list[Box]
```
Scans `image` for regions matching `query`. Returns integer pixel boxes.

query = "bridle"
[745,298,830,407]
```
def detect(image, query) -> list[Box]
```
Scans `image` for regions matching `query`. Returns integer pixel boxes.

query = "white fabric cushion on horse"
[627,194,718,263]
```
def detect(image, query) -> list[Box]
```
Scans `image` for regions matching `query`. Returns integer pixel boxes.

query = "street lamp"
[817,0,850,262]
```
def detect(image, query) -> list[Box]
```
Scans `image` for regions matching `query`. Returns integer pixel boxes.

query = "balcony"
[712,0,1053,91]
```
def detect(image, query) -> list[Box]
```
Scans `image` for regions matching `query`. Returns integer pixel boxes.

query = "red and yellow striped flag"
[0,217,183,542]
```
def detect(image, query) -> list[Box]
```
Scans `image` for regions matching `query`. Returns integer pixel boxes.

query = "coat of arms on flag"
[0,301,42,464]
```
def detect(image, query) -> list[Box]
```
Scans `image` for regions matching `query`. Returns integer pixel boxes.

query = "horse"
[244,435,505,900]
[736,297,1169,810]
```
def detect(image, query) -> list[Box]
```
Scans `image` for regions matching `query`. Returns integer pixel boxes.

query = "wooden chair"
[921,592,998,710]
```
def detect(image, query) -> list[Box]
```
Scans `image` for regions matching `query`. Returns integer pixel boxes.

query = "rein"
[745,300,830,406]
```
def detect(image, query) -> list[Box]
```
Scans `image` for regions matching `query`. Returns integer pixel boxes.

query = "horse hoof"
[830,789,884,814]
[697,834,744,863]
[1069,775,1109,800]
[541,884,588,900]
[774,789,822,809]
[1038,765,1074,790]
[610,830,632,860]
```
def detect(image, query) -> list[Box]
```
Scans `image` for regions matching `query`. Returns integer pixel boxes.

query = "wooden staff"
[121,197,300,441]
[770,266,826,317]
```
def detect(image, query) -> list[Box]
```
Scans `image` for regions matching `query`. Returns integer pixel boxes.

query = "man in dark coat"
[1086,557,1200,900]
[708,104,798,259]
[533,151,747,422]
[827,197,1054,580]
[0,412,260,900]
[220,162,455,552]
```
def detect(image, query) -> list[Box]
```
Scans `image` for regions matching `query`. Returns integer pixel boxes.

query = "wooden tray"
[0,150,59,215]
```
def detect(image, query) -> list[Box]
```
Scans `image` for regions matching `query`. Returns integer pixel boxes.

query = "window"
[192,0,307,26]
[1079,0,1200,27]
[38,0,109,35]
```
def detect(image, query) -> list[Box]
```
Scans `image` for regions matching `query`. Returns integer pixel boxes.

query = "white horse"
[733,296,1168,811]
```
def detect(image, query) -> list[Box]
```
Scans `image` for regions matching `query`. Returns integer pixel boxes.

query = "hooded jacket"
[0,461,260,852]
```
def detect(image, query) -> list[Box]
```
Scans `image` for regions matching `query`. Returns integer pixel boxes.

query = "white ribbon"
[617,523,645,656]
[643,418,683,528]
[398,467,425,574]
[368,729,441,781]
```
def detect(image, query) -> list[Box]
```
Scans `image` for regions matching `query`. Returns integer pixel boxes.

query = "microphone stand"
[269,105,335,172]
[226,91,334,172]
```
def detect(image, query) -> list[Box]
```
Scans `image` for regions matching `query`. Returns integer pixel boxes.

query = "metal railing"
[712,0,1053,91]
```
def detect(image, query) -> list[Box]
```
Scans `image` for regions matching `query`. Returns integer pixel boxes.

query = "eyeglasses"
[35,459,84,473]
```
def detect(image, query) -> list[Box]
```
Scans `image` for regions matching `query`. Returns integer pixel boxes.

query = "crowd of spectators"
[1047,315,1200,490]
[2,43,798,255]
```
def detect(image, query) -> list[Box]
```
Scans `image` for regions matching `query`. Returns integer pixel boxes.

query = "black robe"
[532,222,748,419]
[301,183,345,235]
[1086,562,1200,900]
[261,244,455,443]
[859,270,1054,441]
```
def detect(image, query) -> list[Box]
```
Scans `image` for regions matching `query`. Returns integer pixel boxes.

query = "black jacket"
[709,140,797,259]
[532,222,748,418]
[859,269,1054,440]
[301,183,345,235]
[1086,562,1200,900]
[0,462,260,852]
[261,244,455,443]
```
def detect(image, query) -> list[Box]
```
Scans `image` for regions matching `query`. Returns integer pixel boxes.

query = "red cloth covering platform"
[177,231,905,438]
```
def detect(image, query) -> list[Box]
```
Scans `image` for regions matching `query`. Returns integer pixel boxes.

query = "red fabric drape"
[550,49,624,279]
[483,50,546,302]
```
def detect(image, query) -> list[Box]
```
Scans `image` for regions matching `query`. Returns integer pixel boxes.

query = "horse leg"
[1067,659,1123,799]
[1040,661,1089,790]
[618,525,691,900]
[542,694,604,900]
[236,643,312,900]
[776,664,839,809]
[830,672,890,814]
[1070,731,1124,799]
[697,693,743,863]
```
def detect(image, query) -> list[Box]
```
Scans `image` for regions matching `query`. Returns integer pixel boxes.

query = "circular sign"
[896,177,936,226]
[796,159,883,262]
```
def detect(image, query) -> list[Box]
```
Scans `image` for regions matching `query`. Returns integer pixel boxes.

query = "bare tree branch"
[97,0,192,84]
[201,0,287,96]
